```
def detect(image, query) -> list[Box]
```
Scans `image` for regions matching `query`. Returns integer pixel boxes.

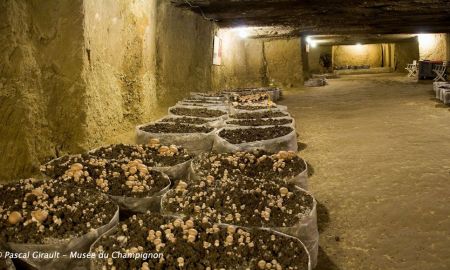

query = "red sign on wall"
[213,36,222,65]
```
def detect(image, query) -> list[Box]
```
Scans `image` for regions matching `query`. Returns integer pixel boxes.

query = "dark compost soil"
[89,144,193,167]
[163,177,314,228]
[230,111,288,119]
[170,107,226,118]
[92,213,309,270]
[191,151,306,183]
[0,179,116,244]
[227,118,292,127]
[160,117,210,125]
[218,126,293,144]
[140,123,213,134]
[234,105,277,110]
[41,156,170,198]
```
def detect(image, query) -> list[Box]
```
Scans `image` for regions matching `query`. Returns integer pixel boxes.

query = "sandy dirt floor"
[279,73,450,270]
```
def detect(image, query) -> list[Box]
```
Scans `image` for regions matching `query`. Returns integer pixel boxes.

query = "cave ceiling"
[172,0,450,39]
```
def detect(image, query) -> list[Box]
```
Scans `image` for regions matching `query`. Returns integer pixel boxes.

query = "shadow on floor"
[435,103,450,108]
[429,90,449,109]
[298,142,308,151]
[316,200,330,233]
[315,246,341,270]
[306,161,315,177]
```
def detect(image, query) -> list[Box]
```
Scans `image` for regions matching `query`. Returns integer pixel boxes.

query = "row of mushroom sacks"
[433,82,450,105]
[0,87,319,270]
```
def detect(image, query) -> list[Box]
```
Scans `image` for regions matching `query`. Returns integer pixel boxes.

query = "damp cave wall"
[307,45,333,74]
[332,44,386,67]
[418,33,449,61]
[265,38,305,88]
[394,37,420,72]
[447,34,450,61]
[155,1,215,107]
[212,32,266,90]
[212,34,305,90]
[393,34,450,73]
[82,0,215,147]
[0,0,215,182]
[82,0,160,149]
[0,0,87,183]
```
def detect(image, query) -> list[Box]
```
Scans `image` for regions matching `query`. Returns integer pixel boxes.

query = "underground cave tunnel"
[0,0,450,269]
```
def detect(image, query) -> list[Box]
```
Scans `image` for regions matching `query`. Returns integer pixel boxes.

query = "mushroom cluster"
[230,93,270,103]
[163,175,313,228]
[191,151,307,184]
[92,213,309,270]
[157,145,179,157]
[233,104,277,110]
[87,143,193,167]
[148,138,161,148]
[42,155,170,198]
[0,178,116,244]
[122,160,152,193]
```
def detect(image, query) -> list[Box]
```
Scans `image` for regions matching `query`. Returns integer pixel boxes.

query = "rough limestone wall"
[0,0,86,183]
[212,32,265,90]
[243,40,267,88]
[82,0,215,146]
[0,0,216,182]
[447,34,450,61]
[394,38,420,72]
[213,34,304,90]
[381,43,395,68]
[308,45,333,74]
[155,1,214,106]
[418,33,448,61]
[82,0,162,148]
[300,38,311,80]
[264,38,303,88]
[333,44,383,67]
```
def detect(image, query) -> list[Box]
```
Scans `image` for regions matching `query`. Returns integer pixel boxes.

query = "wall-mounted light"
[237,28,249,39]
[417,33,434,49]
[306,36,317,48]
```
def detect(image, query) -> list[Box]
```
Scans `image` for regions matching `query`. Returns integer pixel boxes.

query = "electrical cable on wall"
[183,0,218,22]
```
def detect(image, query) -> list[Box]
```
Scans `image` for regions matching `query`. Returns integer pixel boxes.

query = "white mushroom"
[32,209,48,223]
[279,187,289,196]
[258,260,266,269]
[8,211,22,225]
[177,257,185,267]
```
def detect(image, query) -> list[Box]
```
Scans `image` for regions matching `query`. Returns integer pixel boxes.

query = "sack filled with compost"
[136,122,216,154]
[90,212,311,270]
[161,178,318,267]
[0,178,119,270]
[158,115,225,129]
[188,151,308,190]
[168,105,229,120]
[88,143,193,179]
[41,156,171,213]
[213,126,298,153]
